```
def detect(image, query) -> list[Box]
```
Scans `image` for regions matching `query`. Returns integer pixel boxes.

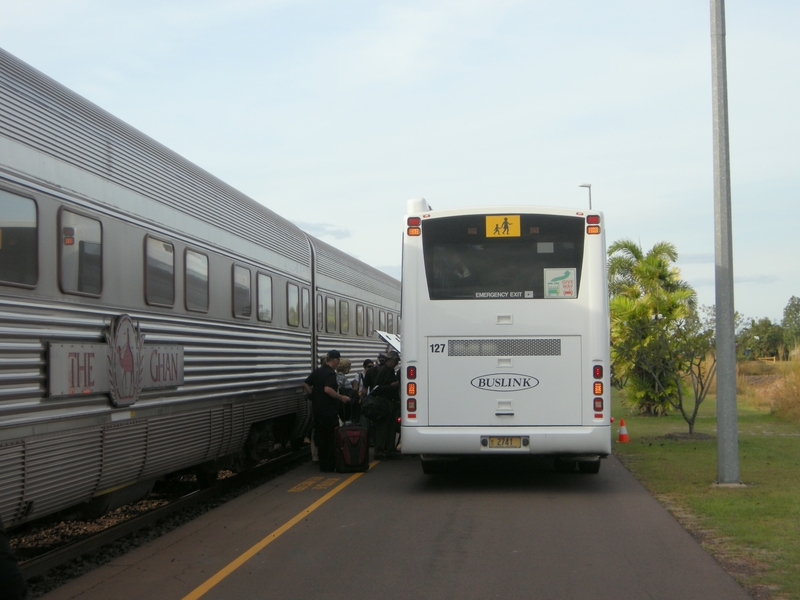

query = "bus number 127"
[430,343,445,353]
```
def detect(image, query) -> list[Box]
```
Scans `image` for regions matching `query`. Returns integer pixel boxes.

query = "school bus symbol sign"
[486,215,520,237]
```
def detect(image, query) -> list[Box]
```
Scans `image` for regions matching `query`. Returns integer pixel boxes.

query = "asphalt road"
[43,454,751,600]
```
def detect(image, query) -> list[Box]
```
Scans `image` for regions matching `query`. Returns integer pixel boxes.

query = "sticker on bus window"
[485,215,520,237]
[544,268,576,298]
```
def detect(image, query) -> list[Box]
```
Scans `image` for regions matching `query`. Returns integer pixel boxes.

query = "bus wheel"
[553,458,576,473]
[578,460,601,474]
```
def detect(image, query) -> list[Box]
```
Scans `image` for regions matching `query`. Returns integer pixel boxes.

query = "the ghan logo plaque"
[106,315,145,407]
[48,314,185,405]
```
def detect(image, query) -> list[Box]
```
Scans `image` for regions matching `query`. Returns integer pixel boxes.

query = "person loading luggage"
[371,350,401,460]
[356,359,374,400]
[303,350,351,472]
[335,357,358,421]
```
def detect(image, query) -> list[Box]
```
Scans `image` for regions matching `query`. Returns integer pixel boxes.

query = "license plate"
[488,436,521,449]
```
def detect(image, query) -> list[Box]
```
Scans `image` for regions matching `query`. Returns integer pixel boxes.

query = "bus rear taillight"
[407,382,417,396]
[592,366,604,416]
[587,225,601,235]
[407,366,417,379]
[586,215,600,224]
[407,217,421,236]
[407,398,417,412]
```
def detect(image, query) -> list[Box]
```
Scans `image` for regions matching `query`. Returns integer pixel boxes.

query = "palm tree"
[608,239,696,308]
[608,239,697,415]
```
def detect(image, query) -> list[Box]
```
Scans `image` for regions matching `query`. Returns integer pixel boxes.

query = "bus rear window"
[422,214,585,300]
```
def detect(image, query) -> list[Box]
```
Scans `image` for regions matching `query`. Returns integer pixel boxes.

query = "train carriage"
[0,48,399,525]
[311,236,402,365]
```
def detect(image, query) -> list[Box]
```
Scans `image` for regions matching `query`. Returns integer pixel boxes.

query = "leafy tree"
[608,239,696,415]
[610,290,691,415]
[783,296,800,352]
[703,304,745,338]
[667,307,717,434]
[738,317,783,359]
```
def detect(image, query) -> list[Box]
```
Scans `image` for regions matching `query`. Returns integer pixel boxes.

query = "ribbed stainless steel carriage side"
[0,295,313,525]
[311,236,401,365]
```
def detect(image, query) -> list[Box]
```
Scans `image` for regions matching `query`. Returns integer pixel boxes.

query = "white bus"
[400,199,611,474]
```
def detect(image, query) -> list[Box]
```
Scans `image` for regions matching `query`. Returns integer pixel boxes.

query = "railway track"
[16,447,310,597]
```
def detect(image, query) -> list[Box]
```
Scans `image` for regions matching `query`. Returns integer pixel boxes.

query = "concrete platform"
[43,455,752,600]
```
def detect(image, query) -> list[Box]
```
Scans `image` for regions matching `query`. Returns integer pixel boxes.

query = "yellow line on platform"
[181,460,380,600]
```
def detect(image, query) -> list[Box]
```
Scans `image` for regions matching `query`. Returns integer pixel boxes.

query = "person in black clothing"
[303,350,351,472]
[355,359,374,400]
[0,515,26,600]
[362,353,384,394]
[359,357,381,448]
[372,350,401,460]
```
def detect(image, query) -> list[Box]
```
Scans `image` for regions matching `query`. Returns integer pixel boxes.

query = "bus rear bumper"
[401,425,612,456]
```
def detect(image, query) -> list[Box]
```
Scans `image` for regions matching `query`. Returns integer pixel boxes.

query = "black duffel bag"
[361,394,392,422]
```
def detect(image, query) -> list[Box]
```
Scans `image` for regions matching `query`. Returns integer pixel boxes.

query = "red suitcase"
[334,424,369,473]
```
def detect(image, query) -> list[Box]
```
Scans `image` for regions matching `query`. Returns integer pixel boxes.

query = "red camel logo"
[116,330,134,392]
[106,315,144,407]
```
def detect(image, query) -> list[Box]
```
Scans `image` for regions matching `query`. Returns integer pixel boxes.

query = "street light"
[579,183,592,210]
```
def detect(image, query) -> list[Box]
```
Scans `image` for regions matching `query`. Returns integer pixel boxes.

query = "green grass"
[612,389,800,599]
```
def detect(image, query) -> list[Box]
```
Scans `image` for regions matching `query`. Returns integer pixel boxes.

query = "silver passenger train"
[0,48,400,525]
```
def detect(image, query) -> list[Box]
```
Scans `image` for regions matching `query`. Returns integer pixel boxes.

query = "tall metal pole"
[710,0,740,484]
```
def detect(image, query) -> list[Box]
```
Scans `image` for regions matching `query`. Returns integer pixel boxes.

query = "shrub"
[737,360,779,377]
[768,361,800,423]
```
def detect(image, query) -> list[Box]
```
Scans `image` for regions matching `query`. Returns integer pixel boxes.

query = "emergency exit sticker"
[485,215,520,237]
[544,268,576,298]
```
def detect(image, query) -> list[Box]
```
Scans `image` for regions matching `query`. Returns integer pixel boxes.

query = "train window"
[326,296,336,333]
[367,307,374,336]
[257,273,273,321]
[316,293,324,332]
[387,313,394,334]
[379,310,386,332]
[287,282,300,327]
[396,315,401,334]
[146,236,175,306]
[185,250,209,312]
[232,265,251,318]
[60,210,102,296]
[0,190,37,287]
[340,300,350,334]
[356,304,365,336]
[301,288,310,328]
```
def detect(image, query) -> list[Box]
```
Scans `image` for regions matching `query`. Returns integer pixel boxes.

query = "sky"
[1,0,797,323]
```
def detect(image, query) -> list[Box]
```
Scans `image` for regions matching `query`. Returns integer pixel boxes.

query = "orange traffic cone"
[618,418,630,443]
